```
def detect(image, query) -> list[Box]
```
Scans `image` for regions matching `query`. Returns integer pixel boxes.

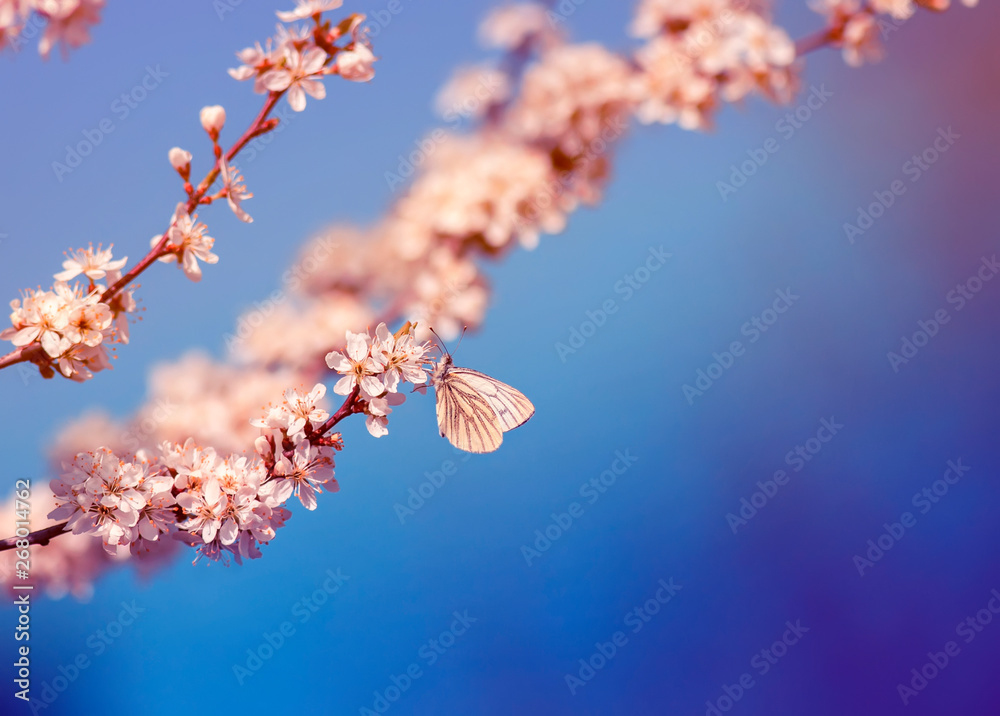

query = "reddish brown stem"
[0,386,364,551]
[101,91,284,302]
[0,91,286,375]
[289,386,361,459]
[795,27,840,56]
[0,521,69,552]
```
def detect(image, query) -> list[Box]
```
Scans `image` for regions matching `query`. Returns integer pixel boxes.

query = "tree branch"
[0,90,287,375]
[0,521,69,553]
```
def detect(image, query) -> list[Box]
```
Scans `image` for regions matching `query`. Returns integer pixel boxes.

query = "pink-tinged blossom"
[36,0,105,59]
[478,3,562,51]
[199,105,227,135]
[259,440,337,510]
[276,0,342,22]
[506,43,639,157]
[326,330,385,396]
[100,268,137,344]
[56,342,112,382]
[219,157,254,223]
[372,322,429,393]
[233,292,374,370]
[48,448,166,555]
[176,477,228,544]
[0,280,116,376]
[135,356,303,454]
[2,287,71,356]
[54,244,127,282]
[283,383,330,436]
[631,2,797,128]
[404,248,489,342]
[335,42,376,82]
[251,383,330,441]
[0,488,111,600]
[228,39,280,93]
[434,66,511,121]
[394,134,569,251]
[63,293,112,347]
[169,443,222,494]
[841,13,884,67]
[262,46,329,111]
[168,147,192,172]
[871,0,916,19]
[153,204,219,282]
[364,391,405,438]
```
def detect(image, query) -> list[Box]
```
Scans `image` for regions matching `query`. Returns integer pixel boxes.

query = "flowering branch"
[98,94,284,304]
[0,2,377,383]
[0,0,979,597]
[0,521,69,552]
[0,320,429,563]
[0,0,104,59]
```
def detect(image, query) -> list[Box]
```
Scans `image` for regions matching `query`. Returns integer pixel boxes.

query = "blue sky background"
[2,1,999,714]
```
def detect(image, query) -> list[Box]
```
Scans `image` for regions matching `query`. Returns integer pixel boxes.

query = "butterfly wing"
[447,368,535,433]
[435,371,505,454]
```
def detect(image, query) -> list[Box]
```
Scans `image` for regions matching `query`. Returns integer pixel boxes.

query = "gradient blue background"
[2,1,999,714]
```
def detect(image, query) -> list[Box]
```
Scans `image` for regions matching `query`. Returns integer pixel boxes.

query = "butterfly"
[430,335,535,454]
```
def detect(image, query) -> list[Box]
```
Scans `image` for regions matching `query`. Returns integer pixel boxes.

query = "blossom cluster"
[0,488,115,600]
[0,0,104,58]
[224,0,978,373]
[5,322,430,594]
[43,379,346,568]
[0,245,134,381]
[629,0,797,129]
[1,1,378,381]
[325,322,431,437]
[0,0,982,598]
[227,1,377,111]
[811,0,979,67]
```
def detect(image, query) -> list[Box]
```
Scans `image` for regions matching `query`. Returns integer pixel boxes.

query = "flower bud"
[168,147,192,171]
[199,105,227,135]
[255,435,273,458]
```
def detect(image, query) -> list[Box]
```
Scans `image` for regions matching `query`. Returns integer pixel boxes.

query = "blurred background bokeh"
[1,1,998,714]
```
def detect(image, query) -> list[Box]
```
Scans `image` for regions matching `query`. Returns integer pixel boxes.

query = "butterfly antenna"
[452,326,468,356]
[428,327,450,358]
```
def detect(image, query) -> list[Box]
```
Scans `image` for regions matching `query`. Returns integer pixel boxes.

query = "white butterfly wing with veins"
[447,368,535,432]
[432,356,535,454]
